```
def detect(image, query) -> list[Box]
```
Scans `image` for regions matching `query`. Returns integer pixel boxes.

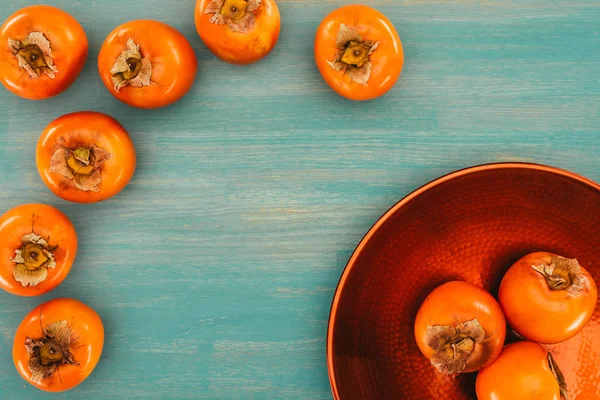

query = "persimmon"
[13,298,104,392]
[314,5,404,101]
[195,0,280,65]
[476,341,567,400]
[36,111,136,203]
[0,5,88,100]
[98,20,197,109]
[498,252,598,344]
[0,204,77,297]
[414,281,506,374]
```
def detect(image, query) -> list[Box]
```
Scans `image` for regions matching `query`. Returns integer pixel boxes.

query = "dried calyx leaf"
[49,139,112,192]
[204,0,262,34]
[25,321,77,383]
[426,318,486,374]
[110,38,152,91]
[11,233,56,287]
[548,352,568,400]
[326,24,380,85]
[8,32,58,79]
[532,256,589,295]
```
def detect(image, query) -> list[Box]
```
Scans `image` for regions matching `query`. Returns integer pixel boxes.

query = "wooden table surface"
[1,0,599,399]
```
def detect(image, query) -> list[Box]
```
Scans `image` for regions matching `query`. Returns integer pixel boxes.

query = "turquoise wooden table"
[1,0,599,398]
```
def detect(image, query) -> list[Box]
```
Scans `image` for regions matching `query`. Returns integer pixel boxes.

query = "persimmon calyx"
[327,24,380,85]
[426,318,485,374]
[110,38,152,91]
[532,256,588,295]
[8,32,59,79]
[25,320,77,383]
[548,352,568,400]
[49,137,112,192]
[10,233,56,287]
[205,0,261,34]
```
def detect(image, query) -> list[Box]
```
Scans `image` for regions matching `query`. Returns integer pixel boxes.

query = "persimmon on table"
[195,0,280,65]
[0,204,77,296]
[13,298,104,392]
[314,5,404,101]
[0,5,88,100]
[98,20,197,109]
[36,111,136,203]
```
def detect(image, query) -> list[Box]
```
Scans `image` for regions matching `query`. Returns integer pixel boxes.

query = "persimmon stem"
[326,24,380,85]
[18,44,48,70]
[341,42,370,68]
[426,319,485,374]
[25,321,75,383]
[532,256,587,295]
[21,243,49,270]
[220,0,249,19]
[110,39,152,91]
[548,352,568,400]
[11,234,56,287]
[8,32,58,79]
[39,339,67,366]
[205,0,261,34]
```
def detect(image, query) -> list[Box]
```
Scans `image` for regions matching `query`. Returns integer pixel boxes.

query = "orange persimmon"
[414,281,506,374]
[195,0,280,65]
[315,4,404,101]
[498,252,597,344]
[98,20,197,109]
[476,341,567,400]
[0,204,77,296]
[13,298,104,392]
[36,111,136,203]
[0,5,88,100]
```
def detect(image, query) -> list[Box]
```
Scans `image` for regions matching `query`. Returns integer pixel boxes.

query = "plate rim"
[326,162,600,400]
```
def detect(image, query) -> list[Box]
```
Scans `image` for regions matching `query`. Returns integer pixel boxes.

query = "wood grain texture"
[0,0,599,398]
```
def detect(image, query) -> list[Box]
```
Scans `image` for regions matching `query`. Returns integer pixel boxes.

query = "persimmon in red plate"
[476,341,567,400]
[499,252,597,344]
[13,298,104,392]
[0,5,88,100]
[195,0,281,65]
[98,20,197,109]
[327,163,600,400]
[0,204,77,297]
[315,5,404,101]
[36,111,136,203]
[414,281,506,374]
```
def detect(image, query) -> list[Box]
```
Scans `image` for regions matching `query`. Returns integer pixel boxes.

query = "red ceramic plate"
[327,163,600,400]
